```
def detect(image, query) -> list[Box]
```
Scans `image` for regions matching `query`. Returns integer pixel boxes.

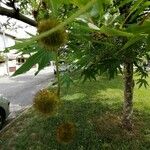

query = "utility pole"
[2,29,9,75]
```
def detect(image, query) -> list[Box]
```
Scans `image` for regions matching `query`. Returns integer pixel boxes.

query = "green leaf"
[121,0,144,27]
[100,26,134,37]
[96,1,104,18]
[60,73,73,88]
[122,35,144,50]
[130,2,150,22]
[136,78,149,88]
[71,0,92,7]
[7,39,32,51]
[90,0,113,18]
[35,51,55,75]
[12,50,45,76]
[145,35,150,51]
[127,21,150,34]
[118,0,133,8]
[129,0,144,14]
[45,0,70,11]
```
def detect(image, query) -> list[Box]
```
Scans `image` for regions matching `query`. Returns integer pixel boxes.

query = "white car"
[0,96,10,129]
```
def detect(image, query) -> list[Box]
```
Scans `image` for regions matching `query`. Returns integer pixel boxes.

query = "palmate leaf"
[130,1,150,22]
[121,0,144,27]
[72,0,98,7]
[145,35,150,51]
[96,0,104,18]
[128,0,144,15]
[90,0,113,18]
[60,73,74,89]
[81,64,97,82]
[122,35,144,50]
[12,50,46,76]
[6,39,32,52]
[118,0,133,8]
[45,0,70,9]
[136,78,149,88]
[35,51,55,75]
[100,26,133,37]
[45,0,70,16]
[71,0,86,7]
[127,21,150,34]
[14,41,41,54]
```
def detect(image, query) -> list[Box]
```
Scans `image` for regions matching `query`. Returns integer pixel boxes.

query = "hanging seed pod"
[37,19,67,50]
[56,122,76,144]
[33,89,59,116]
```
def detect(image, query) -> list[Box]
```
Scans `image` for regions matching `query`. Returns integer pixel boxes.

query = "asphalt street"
[0,67,55,117]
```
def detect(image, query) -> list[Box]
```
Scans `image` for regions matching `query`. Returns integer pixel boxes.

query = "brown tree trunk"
[122,60,134,131]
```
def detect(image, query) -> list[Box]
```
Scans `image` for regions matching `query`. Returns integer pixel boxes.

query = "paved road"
[0,67,55,117]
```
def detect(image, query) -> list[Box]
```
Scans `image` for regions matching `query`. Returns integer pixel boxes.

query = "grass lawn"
[0,75,150,150]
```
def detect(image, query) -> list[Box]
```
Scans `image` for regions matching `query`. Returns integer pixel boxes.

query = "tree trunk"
[122,60,134,131]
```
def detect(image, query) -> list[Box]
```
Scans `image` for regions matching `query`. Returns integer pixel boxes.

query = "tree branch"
[0,6,37,27]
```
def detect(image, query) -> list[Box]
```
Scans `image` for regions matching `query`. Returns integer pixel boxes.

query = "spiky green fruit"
[33,89,59,116]
[38,19,67,50]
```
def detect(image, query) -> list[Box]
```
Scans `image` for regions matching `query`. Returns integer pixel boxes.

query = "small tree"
[66,0,150,130]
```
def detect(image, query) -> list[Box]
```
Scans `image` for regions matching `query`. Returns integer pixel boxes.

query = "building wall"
[0,33,16,76]
[0,34,15,51]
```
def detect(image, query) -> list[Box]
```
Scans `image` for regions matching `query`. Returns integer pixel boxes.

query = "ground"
[0,75,149,150]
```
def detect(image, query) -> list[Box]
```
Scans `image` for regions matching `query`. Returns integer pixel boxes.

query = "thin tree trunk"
[55,52,60,97]
[122,60,134,131]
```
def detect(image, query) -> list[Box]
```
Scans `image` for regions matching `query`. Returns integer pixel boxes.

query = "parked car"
[0,96,10,129]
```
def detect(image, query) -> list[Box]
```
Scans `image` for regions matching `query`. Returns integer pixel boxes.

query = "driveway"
[0,67,55,118]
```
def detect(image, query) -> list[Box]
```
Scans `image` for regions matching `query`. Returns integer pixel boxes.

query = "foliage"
[11,41,55,76]
[10,0,150,85]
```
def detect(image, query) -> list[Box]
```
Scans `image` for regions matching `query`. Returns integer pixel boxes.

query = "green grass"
[0,75,150,150]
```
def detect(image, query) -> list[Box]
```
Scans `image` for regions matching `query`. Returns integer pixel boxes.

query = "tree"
[1,0,150,131]
[66,0,150,130]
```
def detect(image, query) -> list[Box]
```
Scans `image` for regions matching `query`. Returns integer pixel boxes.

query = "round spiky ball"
[38,19,67,50]
[56,122,76,144]
[33,89,59,116]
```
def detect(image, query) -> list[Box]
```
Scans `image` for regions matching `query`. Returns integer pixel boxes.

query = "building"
[0,31,16,76]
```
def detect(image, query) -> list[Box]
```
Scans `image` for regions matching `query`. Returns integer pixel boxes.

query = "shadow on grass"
[1,98,149,150]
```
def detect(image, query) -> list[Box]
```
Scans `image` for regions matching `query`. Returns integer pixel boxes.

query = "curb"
[0,105,32,135]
